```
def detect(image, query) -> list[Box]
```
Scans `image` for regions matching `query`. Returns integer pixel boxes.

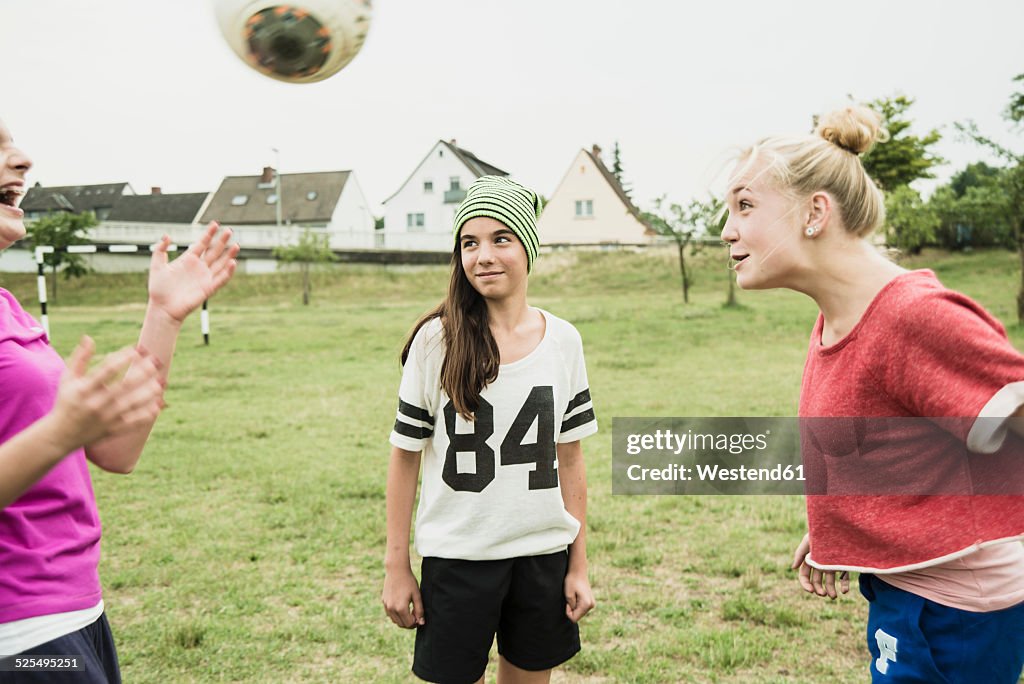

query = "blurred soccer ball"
[214,0,372,83]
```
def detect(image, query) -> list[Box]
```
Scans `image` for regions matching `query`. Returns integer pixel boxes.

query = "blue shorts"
[860,573,1024,683]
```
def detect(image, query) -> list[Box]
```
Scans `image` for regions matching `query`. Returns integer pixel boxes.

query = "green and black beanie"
[453,175,543,272]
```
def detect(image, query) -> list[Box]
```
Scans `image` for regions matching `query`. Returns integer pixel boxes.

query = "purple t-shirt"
[0,289,102,623]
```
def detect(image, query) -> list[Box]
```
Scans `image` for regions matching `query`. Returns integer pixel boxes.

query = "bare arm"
[382,445,424,628]
[85,225,238,473]
[558,440,595,622]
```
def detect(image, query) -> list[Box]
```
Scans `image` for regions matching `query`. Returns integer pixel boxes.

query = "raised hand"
[147,222,239,323]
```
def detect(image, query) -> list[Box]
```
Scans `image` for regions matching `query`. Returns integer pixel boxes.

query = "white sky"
[5,0,1024,215]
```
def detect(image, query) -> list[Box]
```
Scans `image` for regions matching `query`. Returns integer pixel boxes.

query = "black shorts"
[0,612,121,684]
[413,551,580,684]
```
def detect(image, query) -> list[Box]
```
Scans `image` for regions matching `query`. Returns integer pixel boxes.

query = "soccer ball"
[213,0,372,83]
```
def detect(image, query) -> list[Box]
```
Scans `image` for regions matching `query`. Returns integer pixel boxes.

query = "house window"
[266,194,278,204]
[231,194,249,206]
[575,200,594,217]
[424,180,433,193]
[449,177,461,191]
[406,213,425,231]
[306,191,318,201]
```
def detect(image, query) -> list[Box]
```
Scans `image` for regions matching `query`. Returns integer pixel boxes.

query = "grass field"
[5,246,1022,683]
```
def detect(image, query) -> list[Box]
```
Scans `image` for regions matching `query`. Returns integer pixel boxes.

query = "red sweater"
[799,271,1024,572]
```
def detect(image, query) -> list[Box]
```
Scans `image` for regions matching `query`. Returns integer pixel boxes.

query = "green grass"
[9,246,1022,683]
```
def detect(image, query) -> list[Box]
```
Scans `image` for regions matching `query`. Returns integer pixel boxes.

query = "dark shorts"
[413,551,580,684]
[860,573,1024,684]
[0,611,121,684]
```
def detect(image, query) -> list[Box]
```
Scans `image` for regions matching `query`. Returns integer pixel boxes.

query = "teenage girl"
[382,176,598,684]
[720,105,1024,682]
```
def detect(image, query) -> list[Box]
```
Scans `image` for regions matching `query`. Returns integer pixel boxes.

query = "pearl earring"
[805,226,817,236]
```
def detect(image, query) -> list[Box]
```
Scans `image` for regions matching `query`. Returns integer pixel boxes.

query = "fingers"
[383,590,424,629]
[811,567,827,597]
[114,395,165,430]
[564,588,595,623]
[384,605,409,628]
[799,565,845,599]
[411,589,425,626]
[81,347,141,392]
[385,602,415,628]
[187,221,218,258]
[67,335,95,378]
[200,224,231,267]
[210,257,238,292]
[823,570,837,599]
[207,234,238,279]
[797,562,815,593]
[112,362,165,418]
[150,234,172,269]
[791,533,810,570]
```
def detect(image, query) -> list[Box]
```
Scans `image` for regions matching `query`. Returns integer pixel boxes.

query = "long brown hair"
[401,245,499,421]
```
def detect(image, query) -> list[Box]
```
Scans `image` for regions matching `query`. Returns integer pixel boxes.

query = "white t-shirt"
[389,308,598,561]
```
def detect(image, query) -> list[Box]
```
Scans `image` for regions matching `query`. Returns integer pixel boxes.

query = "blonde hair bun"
[815,106,887,156]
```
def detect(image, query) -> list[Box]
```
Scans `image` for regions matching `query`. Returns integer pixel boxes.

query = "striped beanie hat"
[453,176,543,272]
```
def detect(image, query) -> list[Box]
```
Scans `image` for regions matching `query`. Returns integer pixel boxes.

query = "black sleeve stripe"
[398,399,435,425]
[393,419,433,440]
[560,408,596,433]
[565,389,592,414]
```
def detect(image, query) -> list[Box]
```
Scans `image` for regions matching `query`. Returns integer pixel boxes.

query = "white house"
[382,139,509,251]
[198,167,376,250]
[538,145,654,245]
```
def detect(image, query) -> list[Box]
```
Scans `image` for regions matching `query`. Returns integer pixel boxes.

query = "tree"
[858,95,944,191]
[26,211,96,301]
[929,177,1014,251]
[884,185,938,254]
[956,72,1024,324]
[949,161,1001,198]
[272,229,337,305]
[709,210,739,308]
[642,195,722,305]
[1006,72,1024,124]
[611,141,632,200]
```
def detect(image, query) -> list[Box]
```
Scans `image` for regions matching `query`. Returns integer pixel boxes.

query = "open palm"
[148,222,239,323]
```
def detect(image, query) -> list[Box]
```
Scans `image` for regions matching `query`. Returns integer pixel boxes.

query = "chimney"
[449,139,457,147]
[592,144,602,158]
[261,166,275,184]
[150,187,162,195]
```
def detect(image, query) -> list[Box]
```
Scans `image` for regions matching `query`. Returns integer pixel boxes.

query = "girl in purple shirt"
[0,118,238,683]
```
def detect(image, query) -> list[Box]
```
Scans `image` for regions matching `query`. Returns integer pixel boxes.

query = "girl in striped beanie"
[383,175,599,683]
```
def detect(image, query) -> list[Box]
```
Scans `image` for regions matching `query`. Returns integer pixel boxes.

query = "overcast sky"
[5,0,1023,214]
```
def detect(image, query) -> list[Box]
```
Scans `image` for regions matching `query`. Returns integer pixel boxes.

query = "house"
[537,145,654,245]
[95,188,211,245]
[198,167,375,249]
[21,182,135,222]
[382,139,509,251]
